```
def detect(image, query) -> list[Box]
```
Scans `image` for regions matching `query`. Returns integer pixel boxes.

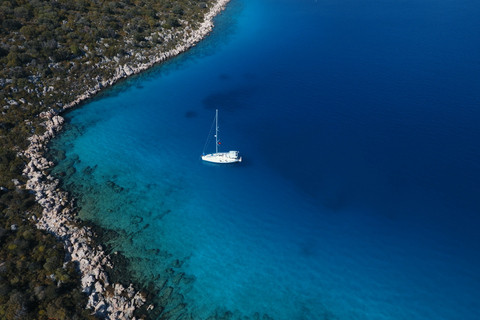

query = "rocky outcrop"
[60,0,231,113]
[22,111,147,319]
[20,1,231,319]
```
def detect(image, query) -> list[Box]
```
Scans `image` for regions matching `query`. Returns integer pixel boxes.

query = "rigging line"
[202,113,217,154]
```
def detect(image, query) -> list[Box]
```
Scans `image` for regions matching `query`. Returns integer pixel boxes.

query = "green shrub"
[71,44,81,56]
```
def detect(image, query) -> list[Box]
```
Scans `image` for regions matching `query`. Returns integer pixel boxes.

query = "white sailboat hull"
[201,110,242,164]
[202,151,242,164]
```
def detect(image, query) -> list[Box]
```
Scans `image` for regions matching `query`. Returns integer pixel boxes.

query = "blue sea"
[50,0,480,319]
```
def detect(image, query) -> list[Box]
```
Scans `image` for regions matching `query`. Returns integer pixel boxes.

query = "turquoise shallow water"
[51,0,480,319]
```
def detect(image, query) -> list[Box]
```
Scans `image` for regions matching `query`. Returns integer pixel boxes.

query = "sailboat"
[201,109,242,163]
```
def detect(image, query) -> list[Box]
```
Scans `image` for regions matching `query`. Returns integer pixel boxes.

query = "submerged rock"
[82,165,97,175]
[106,180,124,193]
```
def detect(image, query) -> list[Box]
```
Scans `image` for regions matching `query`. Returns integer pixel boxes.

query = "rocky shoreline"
[19,1,230,319]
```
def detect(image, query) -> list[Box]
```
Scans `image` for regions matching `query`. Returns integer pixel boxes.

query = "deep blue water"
[51,0,480,319]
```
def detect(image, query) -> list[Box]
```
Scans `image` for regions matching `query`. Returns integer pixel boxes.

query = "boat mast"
[215,109,219,153]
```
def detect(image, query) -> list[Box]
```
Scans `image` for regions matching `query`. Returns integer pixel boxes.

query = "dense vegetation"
[0,0,213,136]
[0,189,96,319]
[1,0,216,318]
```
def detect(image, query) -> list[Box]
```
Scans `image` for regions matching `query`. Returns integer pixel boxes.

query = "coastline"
[19,1,231,319]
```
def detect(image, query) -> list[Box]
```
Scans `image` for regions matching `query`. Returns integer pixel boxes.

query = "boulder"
[95,281,104,293]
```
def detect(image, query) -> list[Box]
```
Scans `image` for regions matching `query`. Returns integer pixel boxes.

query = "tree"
[20,25,38,40]
[134,32,145,42]
[172,5,184,16]
[53,47,71,62]
[165,17,181,29]
[70,44,81,56]
[6,51,21,67]
[0,46,8,57]
[14,6,32,20]
[2,19,22,31]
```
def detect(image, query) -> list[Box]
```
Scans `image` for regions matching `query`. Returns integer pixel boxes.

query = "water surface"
[51,0,480,319]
